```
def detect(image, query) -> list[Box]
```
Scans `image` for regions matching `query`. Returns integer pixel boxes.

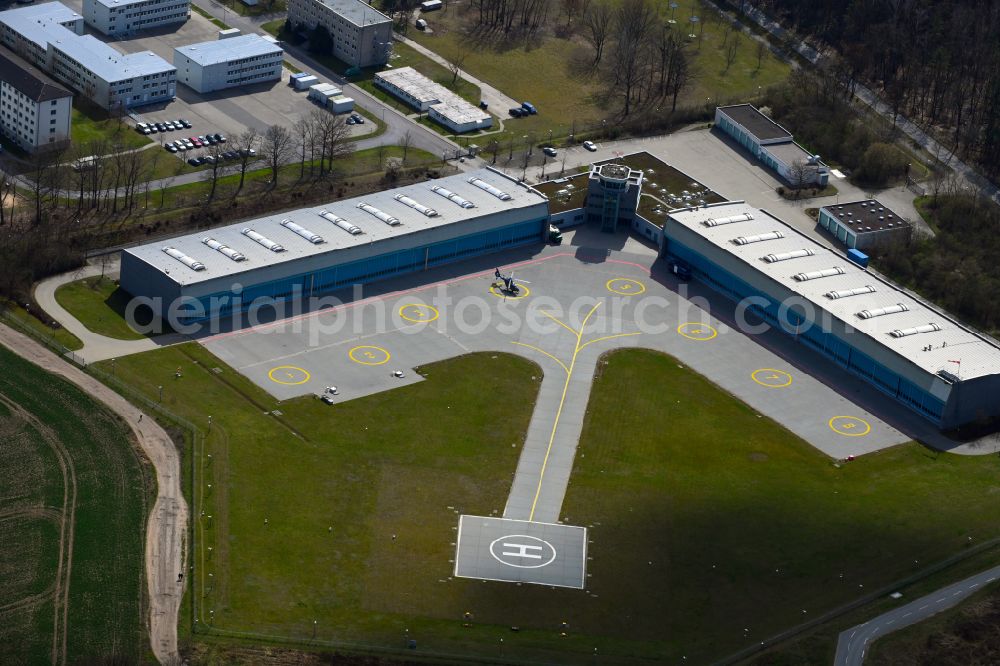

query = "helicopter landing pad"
[454,515,587,589]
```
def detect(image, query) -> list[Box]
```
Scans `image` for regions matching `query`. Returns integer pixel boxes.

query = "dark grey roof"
[718,104,792,141]
[820,199,910,234]
[0,46,73,103]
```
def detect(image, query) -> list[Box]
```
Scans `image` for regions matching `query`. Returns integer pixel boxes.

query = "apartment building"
[173,34,283,93]
[0,2,176,111]
[286,0,391,68]
[83,0,189,37]
[0,48,72,153]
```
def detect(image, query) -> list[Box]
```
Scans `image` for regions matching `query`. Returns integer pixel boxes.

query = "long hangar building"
[120,168,547,321]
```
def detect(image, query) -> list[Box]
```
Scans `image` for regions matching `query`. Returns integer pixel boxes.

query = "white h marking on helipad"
[502,543,543,559]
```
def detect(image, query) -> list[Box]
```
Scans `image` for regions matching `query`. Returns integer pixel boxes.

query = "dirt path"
[0,324,187,666]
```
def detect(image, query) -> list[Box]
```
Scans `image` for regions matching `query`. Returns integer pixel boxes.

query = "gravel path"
[0,324,187,666]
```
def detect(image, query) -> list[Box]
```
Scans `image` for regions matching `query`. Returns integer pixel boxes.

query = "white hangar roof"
[667,201,1000,381]
[124,168,547,287]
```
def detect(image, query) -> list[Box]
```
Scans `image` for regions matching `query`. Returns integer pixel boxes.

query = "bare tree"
[261,124,293,189]
[666,46,693,113]
[310,110,353,176]
[202,143,228,201]
[0,164,15,227]
[233,127,261,195]
[400,130,413,163]
[292,116,314,180]
[725,32,742,73]
[582,0,613,66]
[445,48,469,88]
[611,0,656,116]
[487,138,500,164]
[787,159,811,194]
[755,40,766,71]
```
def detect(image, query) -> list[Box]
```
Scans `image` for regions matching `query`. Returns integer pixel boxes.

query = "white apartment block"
[83,0,189,37]
[287,0,391,68]
[0,2,176,111]
[0,48,72,153]
[173,34,283,93]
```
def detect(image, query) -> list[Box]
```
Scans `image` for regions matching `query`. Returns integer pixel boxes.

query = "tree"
[233,127,261,195]
[292,116,314,180]
[611,0,656,116]
[261,124,293,189]
[445,48,469,88]
[755,40,766,71]
[787,159,811,193]
[582,1,613,66]
[400,130,413,163]
[202,143,228,201]
[725,32,741,73]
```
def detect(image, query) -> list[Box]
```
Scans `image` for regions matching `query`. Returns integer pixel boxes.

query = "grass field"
[93,337,1000,663]
[1,300,83,351]
[407,0,790,141]
[0,345,151,664]
[54,277,147,341]
[70,107,150,151]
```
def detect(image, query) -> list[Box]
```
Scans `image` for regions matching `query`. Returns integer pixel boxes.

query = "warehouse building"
[286,0,391,68]
[818,199,911,251]
[374,67,491,133]
[173,34,282,93]
[715,104,829,188]
[83,0,189,37]
[0,2,175,110]
[120,168,548,323]
[0,48,73,153]
[661,200,1000,430]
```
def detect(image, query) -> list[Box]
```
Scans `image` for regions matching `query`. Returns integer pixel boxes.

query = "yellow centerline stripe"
[578,331,642,353]
[511,341,570,376]
[541,310,579,337]
[528,303,602,521]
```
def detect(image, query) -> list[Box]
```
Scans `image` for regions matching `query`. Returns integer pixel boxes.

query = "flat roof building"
[0,47,73,153]
[173,34,283,93]
[716,104,829,189]
[374,67,490,134]
[662,200,1000,429]
[0,2,175,110]
[83,0,189,37]
[818,199,911,251]
[287,0,391,68]
[120,168,548,323]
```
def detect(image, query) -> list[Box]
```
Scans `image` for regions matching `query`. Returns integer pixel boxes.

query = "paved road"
[835,564,1000,666]
[0,324,188,666]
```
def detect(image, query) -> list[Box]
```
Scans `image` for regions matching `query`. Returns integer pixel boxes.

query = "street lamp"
[668,1,679,24]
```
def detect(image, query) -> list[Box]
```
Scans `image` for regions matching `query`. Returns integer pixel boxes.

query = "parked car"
[135,122,148,133]
[187,157,202,166]
[182,140,194,150]
[238,148,257,157]
[164,122,176,131]
[479,100,488,110]
[177,118,191,128]
[351,114,364,124]
[214,133,226,143]
[521,101,537,114]
[155,122,167,132]
[189,137,202,147]
[165,143,178,152]
[203,155,216,164]
[346,117,356,125]
[582,140,597,152]
[508,107,523,117]
[542,146,557,157]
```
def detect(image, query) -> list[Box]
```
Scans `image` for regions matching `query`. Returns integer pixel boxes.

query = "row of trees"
[732,0,1000,177]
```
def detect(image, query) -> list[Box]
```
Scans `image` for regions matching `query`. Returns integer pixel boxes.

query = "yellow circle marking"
[349,345,391,366]
[606,278,647,296]
[752,368,793,388]
[399,303,439,323]
[829,416,871,437]
[268,365,311,385]
[489,283,531,300]
[678,322,718,341]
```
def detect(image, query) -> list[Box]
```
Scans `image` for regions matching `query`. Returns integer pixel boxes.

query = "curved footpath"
[0,324,188,666]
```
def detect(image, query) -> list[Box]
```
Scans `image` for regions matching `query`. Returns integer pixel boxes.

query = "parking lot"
[57,1,376,160]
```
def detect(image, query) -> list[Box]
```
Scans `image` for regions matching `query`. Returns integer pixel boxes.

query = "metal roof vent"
[763,248,815,263]
[319,210,362,235]
[162,247,205,271]
[241,228,285,252]
[467,177,512,200]
[733,231,784,245]
[704,213,753,227]
[201,238,245,262]
[393,194,437,217]
[430,185,474,208]
[792,267,846,282]
[890,323,942,338]
[858,304,909,319]
[280,218,325,244]
[356,202,401,226]
[825,285,877,299]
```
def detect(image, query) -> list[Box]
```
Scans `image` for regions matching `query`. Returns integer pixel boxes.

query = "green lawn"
[407,0,790,141]
[54,277,147,341]
[70,107,150,151]
[0,346,151,664]
[1,300,83,351]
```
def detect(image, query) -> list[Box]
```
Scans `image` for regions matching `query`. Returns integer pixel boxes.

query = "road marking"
[828,415,872,437]
[398,303,440,324]
[952,591,962,596]
[511,341,570,375]
[577,332,642,353]
[348,345,390,366]
[677,322,718,341]
[606,277,646,296]
[267,365,310,385]
[971,583,979,588]
[920,605,928,610]
[751,368,793,388]
[903,612,912,617]
[936,597,946,603]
